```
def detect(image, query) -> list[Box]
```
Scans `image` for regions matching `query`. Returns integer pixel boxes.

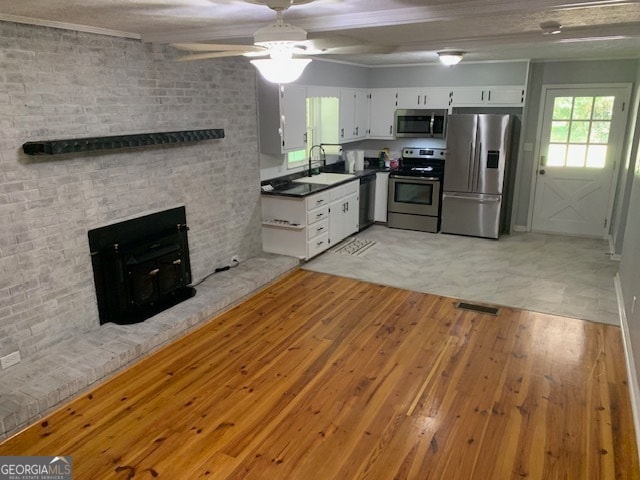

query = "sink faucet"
[308,144,326,177]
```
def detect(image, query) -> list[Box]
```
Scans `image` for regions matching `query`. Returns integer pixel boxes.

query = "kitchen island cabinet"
[261,179,359,260]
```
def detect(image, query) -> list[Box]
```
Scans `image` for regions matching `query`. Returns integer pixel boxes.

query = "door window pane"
[572,97,593,120]
[551,121,569,142]
[586,145,607,168]
[569,121,589,143]
[593,97,614,120]
[590,121,611,144]
[547,144,566,167]
[546,95,612,170]
[566,144,587,167]
[553,97,573,120]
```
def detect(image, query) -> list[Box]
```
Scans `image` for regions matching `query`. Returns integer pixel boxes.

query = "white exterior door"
[531,86,630,237]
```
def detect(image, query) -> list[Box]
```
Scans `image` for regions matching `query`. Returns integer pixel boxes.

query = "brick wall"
[0,21,263,359]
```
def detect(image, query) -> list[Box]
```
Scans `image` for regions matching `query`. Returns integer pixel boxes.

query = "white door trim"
[525,82,632,236]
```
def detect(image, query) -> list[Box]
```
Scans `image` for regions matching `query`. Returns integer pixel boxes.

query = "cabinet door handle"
[417,94,420,105]
[317,241,324,247]
[316,199,325,205]
[355,126,358,135]
[389,125,393,135]
[481,91,484,101]
[488,90,491,101]
[317,212,324,218]
[303,132,307,144]
[317,227,324,233]
[423,95,427,105]
[341,128,345,138]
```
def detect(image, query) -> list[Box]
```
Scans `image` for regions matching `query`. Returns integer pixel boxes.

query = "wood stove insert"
[88,206,196,325]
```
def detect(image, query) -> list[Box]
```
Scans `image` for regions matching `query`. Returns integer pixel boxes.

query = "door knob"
[539,169,546,175]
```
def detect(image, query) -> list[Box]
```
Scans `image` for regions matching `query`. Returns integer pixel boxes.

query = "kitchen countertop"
[262,164,390,198]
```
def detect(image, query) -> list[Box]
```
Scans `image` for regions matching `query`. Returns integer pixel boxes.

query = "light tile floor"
[303,225,620,325]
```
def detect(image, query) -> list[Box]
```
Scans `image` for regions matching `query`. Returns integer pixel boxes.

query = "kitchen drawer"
[308,218,329,240]
[307,205,329,224]
[307,232,330,258]
[306,191,331,211]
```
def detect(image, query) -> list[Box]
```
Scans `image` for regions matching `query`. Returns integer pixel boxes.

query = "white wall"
[618,61,640,411]
[611,61,640,254]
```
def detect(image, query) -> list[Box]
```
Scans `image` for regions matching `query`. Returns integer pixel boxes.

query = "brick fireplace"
[88,206,196,325]
[0,21,263,362]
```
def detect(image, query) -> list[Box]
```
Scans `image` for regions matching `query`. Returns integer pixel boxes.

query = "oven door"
[388,175,440,217]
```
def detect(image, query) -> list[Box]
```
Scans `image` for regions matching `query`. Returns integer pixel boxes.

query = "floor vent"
[331,238,377,257]
[455,302,500,316]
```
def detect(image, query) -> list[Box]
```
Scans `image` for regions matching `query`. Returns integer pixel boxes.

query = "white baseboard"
[608,235,621,261]
[512,224,527,232]
[614,273,640,467]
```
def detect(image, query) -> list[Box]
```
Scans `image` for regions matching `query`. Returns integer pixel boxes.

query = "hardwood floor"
[1,269,638,479]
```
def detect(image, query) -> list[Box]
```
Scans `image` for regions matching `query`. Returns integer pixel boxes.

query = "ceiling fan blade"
[172,43,267,53]
[177,50,257,61]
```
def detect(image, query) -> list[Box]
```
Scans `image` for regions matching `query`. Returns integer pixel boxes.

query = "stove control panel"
[402,147,447,159]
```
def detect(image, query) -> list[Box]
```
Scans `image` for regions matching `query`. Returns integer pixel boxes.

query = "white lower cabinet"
[329,181,359,245]
[261,180,359,260]
[374,172,390,223]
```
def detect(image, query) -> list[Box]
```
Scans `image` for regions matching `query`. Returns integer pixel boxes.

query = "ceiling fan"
[171,0,392,83]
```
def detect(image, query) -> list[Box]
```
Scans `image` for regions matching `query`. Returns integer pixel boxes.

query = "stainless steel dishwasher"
[359,173,376,231]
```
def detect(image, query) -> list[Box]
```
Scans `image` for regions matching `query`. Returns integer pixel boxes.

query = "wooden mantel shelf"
[22,128,225,155]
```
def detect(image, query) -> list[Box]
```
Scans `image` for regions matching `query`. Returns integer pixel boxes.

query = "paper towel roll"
[355,150,364,171]
[345,151,356,173]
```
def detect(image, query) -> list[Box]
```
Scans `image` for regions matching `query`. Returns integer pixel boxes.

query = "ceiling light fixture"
[250,43,311,84]
[437,51,465,66]
[249,12,312,84]
[540,21,563,35]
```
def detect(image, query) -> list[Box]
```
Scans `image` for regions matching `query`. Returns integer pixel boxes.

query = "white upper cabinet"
[258,82,307,154]
[339,88,369,143]
[396,87,451,109]
[354,90,369,140]
[368,88,397,139]
[280,85,308,152]
[451,86,525,107]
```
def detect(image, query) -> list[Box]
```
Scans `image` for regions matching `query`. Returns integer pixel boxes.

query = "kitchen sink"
[292,172,356,185]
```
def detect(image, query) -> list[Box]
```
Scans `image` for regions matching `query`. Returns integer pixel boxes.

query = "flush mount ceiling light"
[437,51,465,66]
[540,21,563,35]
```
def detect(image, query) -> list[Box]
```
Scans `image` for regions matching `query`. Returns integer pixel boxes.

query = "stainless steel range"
[387,147,446,233]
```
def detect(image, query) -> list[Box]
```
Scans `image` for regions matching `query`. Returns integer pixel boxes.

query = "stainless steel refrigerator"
[441,114,514,239]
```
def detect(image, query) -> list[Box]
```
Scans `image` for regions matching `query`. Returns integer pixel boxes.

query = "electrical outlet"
[1,351,21,370]
[231,255,239,265]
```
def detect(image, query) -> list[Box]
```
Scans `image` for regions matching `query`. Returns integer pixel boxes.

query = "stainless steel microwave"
[395,109,448,138]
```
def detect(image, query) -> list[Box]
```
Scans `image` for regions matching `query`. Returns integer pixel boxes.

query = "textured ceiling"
[0,0,639,65]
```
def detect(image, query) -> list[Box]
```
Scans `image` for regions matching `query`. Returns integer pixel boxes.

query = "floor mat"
[331,237,377,257]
